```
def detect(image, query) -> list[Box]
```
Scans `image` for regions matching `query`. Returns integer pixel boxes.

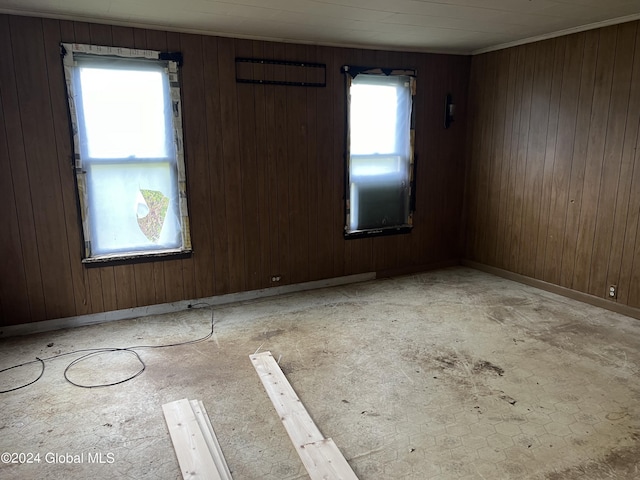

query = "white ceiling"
[1,0,639,54]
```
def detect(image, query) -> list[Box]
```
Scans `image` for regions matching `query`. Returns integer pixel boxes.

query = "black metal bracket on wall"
[235,57,326,87]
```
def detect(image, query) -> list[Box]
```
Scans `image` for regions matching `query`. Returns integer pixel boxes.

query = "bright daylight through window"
[345,68,415,237]
[62,44,191,261]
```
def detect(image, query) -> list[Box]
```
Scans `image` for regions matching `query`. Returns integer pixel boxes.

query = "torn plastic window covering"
[62,43,192,260]
[344,69,416,236]
[86,163,180,254]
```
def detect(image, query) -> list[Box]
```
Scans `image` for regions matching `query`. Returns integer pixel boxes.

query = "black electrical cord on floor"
[63,348,146,388]
[0,357,46,393]
[0,303,215,393]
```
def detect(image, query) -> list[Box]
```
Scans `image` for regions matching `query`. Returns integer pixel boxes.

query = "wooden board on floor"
[250,351,358,480]
[190,400,233,480]
[162,398,223,480]
[298,438,361,480]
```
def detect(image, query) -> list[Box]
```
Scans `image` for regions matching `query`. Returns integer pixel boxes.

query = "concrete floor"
[0,267,639,479]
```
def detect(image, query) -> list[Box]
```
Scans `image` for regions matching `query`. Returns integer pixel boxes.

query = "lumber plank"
[250,351,358,480]
[190,400,233,480]
[250,352,324,444]
[299,438,360,480]
[162,399,222,480]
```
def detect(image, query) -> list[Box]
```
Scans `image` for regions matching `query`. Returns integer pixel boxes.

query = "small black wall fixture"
[444,93,455,129]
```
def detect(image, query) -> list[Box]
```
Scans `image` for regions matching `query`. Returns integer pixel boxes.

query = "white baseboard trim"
[462,259,640,321]
[0,272,376,338]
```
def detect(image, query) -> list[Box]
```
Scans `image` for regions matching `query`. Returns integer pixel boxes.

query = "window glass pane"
[79,67,167,159]
[87,163,181,255]
[350,83,398,155]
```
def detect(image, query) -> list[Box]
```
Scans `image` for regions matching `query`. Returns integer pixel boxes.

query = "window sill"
[82,248,192,267]
[344,225,412,240]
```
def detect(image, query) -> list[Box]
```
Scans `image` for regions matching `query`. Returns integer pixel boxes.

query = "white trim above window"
[62,43,192,263]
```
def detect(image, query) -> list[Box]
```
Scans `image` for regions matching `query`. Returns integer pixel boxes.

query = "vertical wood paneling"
[235,39,263,290]
[447,55,471,261]
[272,42,293,283]
[588,23,636,297]
[0,15,34,323]
[462,50,484,260]
[614,25,640,306]
[84,267,103,313]
[511,44,537,272]
[315,43,336,280]
[501,46,526,270]
[410,52,434,267]
[42,18,93,316]
[1,14,470,326]
[619,118,640,307]
[182,33,216,298]
[466,20,640,311]
[0,89,31,321]
[485,49,509,266]
[113,265,137,310]
[473,51,498,265]
[10,16,76,319]
[59,20,74,42]
[543,33,585,284]
[0,78,30,323]
[629,233,640,307]
[285,43,311,284]
[259,42,281,284]
[204,35,231,295]
[305,45,320,280]
[518,40,554,278]
[251,41,273,290]
[493,48,517,270]
[571,26,617,293]
[535,37,566,280]
[559,30,598,289]
[628,178,640,307]
[217,37,246,293]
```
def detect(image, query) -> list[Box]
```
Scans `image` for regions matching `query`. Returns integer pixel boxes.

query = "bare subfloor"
[1,267,639,479]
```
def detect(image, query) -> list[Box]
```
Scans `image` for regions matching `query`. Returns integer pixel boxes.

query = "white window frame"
[343,65,416,239]
[62,43,192,263]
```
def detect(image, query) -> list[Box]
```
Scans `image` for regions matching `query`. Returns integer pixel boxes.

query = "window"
[62,43,191,262]
[343,66,416,238]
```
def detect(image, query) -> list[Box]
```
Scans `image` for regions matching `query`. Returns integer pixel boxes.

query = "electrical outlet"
[608,285,617,299]
[271,275,282,282]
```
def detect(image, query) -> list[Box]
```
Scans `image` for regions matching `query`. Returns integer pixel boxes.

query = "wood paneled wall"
[464,21,640,309]
[0,14,470,326]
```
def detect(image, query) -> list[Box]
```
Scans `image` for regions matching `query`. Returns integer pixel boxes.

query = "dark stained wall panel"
[464,20,640,310]
[0,14,469,326]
